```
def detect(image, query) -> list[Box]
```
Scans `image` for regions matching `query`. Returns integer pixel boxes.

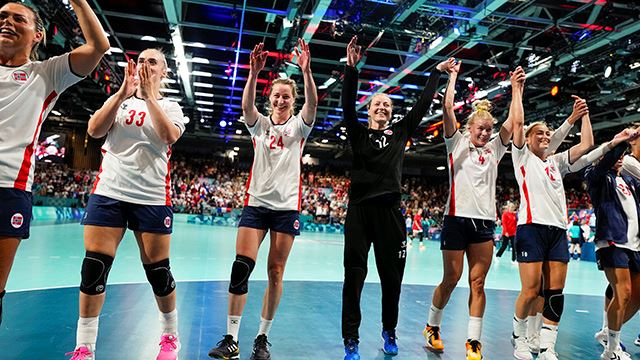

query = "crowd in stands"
[33,157,594,227]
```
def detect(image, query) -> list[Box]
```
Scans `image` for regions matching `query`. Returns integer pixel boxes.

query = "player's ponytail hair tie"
[465,99,496,133]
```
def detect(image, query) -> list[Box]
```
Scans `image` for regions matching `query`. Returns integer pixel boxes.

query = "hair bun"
[472,99,493,113]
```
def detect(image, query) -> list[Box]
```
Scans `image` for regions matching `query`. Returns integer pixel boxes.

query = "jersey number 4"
[125,110,146,126]
[269,135,284,150]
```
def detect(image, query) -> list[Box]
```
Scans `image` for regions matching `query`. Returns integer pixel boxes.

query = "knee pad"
[605,284,613,301]
[143,258,176,297]
[80,251,114,295]
[542,288,564,322]
[229,255,255,295]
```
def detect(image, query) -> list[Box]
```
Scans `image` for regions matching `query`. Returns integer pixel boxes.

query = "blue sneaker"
[344,339,360,360]
[382,329,398,355]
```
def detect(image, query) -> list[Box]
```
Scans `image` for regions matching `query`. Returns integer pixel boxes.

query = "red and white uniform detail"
[512,145,571,229]
[596,176,640,251]
[0,54,83,191]
[244,113,313,211]
[444,131,508,220]
[92,96,185,205]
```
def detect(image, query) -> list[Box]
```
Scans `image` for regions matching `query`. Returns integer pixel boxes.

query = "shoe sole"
[381,349,398,356]
[209,355,239,360]
[424,344,444,354]
[249,354,270,360]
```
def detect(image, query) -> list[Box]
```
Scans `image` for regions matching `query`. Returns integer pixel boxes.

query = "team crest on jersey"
[283,128,292,137]
[293,219,300,230]
[618,183,632,196]
[384,129,393,136]
[12,70,28,83]
[164,216,172,228]
[10,213,23,228]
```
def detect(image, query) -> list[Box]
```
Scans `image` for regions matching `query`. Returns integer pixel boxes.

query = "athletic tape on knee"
[143,258,176,297]
[542,289,564,323]
[605,284,613,301]
[229,255,255,295]
[80,251,114,295]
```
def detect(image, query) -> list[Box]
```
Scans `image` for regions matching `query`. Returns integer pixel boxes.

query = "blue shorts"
[81,194,173,234]
[440,215,495,250]
[596,246,640,273]
[0,188,32,239]
[238,206,300,236]
[515,224,569,263]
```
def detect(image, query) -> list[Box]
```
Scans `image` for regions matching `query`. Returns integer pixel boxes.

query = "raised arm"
[585,129,636,181]
[87,59,136,138]
[500,66,525,145]
[440,58,459,137]
[295,39,317,126]
[403,59,449,134]
[68,0,110,76]
[547,95,588,154]
[568,97,594,163]
[242,43,268,127]
[342,36,363,135]
[139,62,181,144]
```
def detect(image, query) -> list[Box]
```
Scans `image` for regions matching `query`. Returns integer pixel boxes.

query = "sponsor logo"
[384,129,393,136]
[164,216,172,228]
[12,70,28,83]
[10,213,23,228]
[96,285,104,292]
[283,128,292,137]
[293,219,300,230]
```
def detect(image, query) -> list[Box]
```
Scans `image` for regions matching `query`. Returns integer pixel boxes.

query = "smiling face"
[367,94,393,129]
[0,3,44,62]
[269,83,295,118]
[526,123,552,156]
[468,117,494,147]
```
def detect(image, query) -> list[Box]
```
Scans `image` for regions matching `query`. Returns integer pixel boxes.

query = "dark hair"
[4,2,46,60]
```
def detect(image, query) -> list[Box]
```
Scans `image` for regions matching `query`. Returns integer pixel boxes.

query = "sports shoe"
[527,332,540,354]
[344,338,360,360]
[423,325,444,352]
[465,339,482,360]
[250,334,271,360]
[634,333,640,346]
[157,334,180,360]
[511,334,533,360]
[538,349,558,360]
[208,335,239,359]
[595,328,627,351]
[381,329,398,355]
[66,346,94,360]
[601,348,632,360]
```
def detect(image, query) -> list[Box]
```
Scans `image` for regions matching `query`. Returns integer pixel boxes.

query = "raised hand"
[510,66,526,89]
[436,57,460,74]
[138,62,155,100]
[346,36,362,67]
[568,95,589,124]
[250,42,268,74]
[117,59,138,99]
[294,38,311,73]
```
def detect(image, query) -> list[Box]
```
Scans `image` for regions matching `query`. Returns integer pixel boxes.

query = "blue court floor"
[1,219,639,359]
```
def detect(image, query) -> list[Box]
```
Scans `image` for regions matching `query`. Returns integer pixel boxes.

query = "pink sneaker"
[157,334,180,360]
[65,346,94,360]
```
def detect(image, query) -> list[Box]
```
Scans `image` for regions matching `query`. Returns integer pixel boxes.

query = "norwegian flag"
[12,71,28,82]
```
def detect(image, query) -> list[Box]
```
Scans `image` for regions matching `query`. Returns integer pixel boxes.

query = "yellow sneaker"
[466,339,483,360]
[423,325,444,353]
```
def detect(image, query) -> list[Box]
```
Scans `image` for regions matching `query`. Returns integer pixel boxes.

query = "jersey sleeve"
[165,101,186,136]
[41,53,84,94]
[546,119,573,155]
[402,70,441,135]
[489,134,509,161]
[511,143,528,170]
[246,113,267,137]
[444,130,463,155]
[551,150,571,176]
[297,113,314,140]
[567,142,610,173]
[622,155,640,180]
[341,65,364,139]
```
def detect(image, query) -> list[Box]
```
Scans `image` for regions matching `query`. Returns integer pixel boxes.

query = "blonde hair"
[7,2,46,61]
[465,99,495,132]
[139,48,169,88]
[525,121,549,138]
[268,78,298,116]
[367,93,393,127]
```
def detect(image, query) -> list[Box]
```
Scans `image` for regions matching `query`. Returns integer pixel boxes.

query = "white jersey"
[0,54,83,191]
[444,131,508,220]
[244,113,313,211]
[512,145,571,229]
[92,96,185,205]
[595,177,640,251]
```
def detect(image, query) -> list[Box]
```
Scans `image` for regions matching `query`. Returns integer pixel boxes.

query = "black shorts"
[82,194,173,234]
[515,224,569,263]
[596,246,640,272]
[570,237,581,245]
[238,206,300,236]
[440,215,495,251]
[0,188,32,239]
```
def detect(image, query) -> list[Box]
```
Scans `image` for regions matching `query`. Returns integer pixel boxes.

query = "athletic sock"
[539,323,558,352]
[227,315,242,341]
[257,317,273,337]
[467,316,482,341]
[607,329,620,352]
[513,316,527,338]
[76,316,99,352]
[428,304,443,327]
[526,315,537,338]
[159,309,179,336]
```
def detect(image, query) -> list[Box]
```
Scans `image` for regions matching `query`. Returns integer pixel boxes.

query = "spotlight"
[550,85,559,96]
[604,65,612,78]
[219,120,227,128]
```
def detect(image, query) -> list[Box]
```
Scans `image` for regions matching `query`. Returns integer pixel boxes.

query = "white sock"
[467,316,483,341]
[159,309,179,336]
[76,316,99,352]
[526,315,537,339]
[602,310,608,330]
[535,312,543,332]
[257,317,273,337]
[513,316,527,338]
[607,329,620,352]
[539,323,559,351]
[428,304,443,327]
[227,315,242,340]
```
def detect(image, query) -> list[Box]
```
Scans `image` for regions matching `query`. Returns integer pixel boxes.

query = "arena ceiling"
[34,0,640,160]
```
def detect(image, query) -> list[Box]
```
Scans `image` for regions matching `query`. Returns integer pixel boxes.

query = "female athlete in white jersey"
[67,49,185,360]
[0,0,108,327]
[423,59,524,360]
[510,96,593,360]
[208,39,317,360]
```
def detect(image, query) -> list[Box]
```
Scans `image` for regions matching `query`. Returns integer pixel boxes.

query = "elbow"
[86,126,103,139]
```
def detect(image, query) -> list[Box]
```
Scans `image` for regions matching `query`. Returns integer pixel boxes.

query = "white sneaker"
[538,349,559,360]
[595,328,608,347]
[511,335,533,360]
[527,333,540,354]
[601,348,632,360]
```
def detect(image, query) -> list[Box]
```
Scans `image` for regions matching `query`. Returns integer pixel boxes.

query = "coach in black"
[340,35,450,360]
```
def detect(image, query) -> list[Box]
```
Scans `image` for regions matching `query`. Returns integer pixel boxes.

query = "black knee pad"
[542,288,564,322]
[229,255,255,295]
[80,251,114,295]
[605,284,613,301]
[144,258,176,297]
